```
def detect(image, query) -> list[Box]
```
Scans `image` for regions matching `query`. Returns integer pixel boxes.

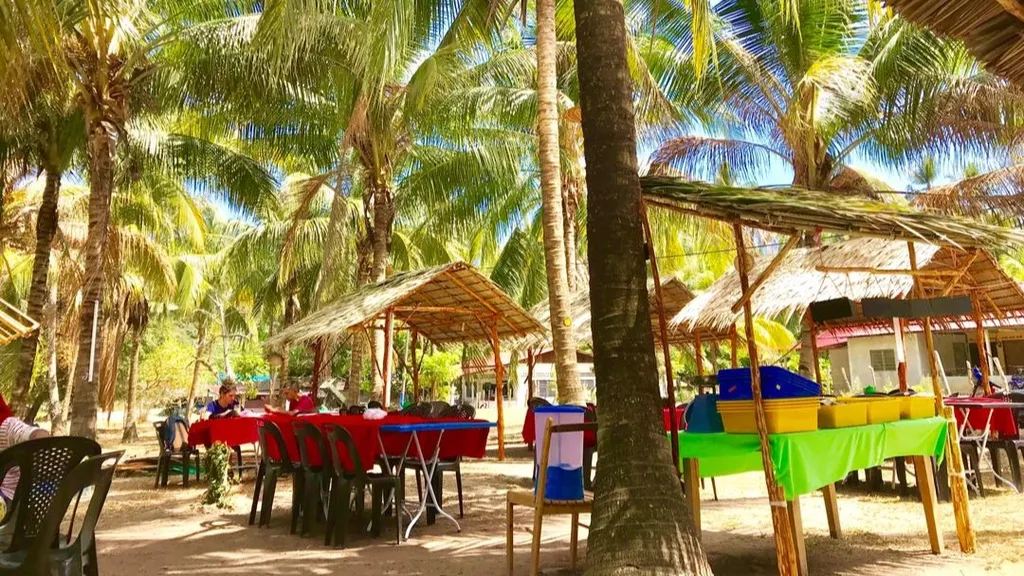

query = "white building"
[460,349,597,407]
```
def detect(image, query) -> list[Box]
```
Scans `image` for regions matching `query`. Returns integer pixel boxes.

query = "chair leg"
[455,462,465,519]
[529,509,543,576]
[371,484,383,538]
[161,454,171,487]
[570,512,579,570]
[394,480,404,545]
[334,482,352,548]
[154,456,164,489]
[324,481,339,546]
[291,470,305,535]
[234,446,244,480]
[711,477,719,501]
[85,544,99,576]
[183,452,191,489]
[260,470,279,528]
[249,462,265,526]
[506,501,515,576]
[302,472,318,536]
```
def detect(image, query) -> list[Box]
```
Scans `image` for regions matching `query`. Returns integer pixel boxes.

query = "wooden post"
[310,338,324,407]
[734,224,798,576]
[491,322,506,461]
[807,313,822,386]
[683,458,702,537]
[822,483,841,539]
[411,330,420,403]
[641,202,681,473]
[526,347,536,400]
[909,242,975,553]
[970,293,992,395]
[896,318,909,393]
[382,310,394,410]
[787,496,808,576]
[912,455,944,554]
[730,324,739,369]
[695,330,705,378]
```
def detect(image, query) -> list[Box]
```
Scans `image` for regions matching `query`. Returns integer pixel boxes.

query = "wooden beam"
[526,347,536,400]
[442,270,524,336]
[491,321,506,461]
[310,338,324,407]
[411,330,420,402]
[815,266,960,277]
[970,293,992,395]
[730,324,739,369]
[382,309,394,410]
[995,0,1024,23]
[734,223,799,576]
[694,330,704,378]
[940,249,981,296]
[787,496,808,576]
[822,483,842,539]
[808,314,822,386]
[731,235,800,314]
[392,305,487,315]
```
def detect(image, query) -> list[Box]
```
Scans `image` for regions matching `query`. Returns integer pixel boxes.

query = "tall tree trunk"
[562,175,579,292]
[45,270,64,433]
[347,243,373,406]
[70,121,117,439]
[368,181,394,401]
[185,323,207,424]
[57,314,81,436]
[574,1,711,574]
[219,304,233,378]
[11,167,61,414]
[537,0,584,405]
[278,295,296,394]
[122,325,143,442]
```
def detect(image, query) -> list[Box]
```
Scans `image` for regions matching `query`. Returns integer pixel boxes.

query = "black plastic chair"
[367,401,383,410]
[347,405,366,416]
[324,424,404,545]
[0,450,121,576]
[153,419,199,488]
[292,420,336,539]
[249,419,304,532]
[0,436,101,554]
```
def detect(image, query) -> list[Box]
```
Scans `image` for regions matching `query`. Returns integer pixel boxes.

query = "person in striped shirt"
[0,395,50,504]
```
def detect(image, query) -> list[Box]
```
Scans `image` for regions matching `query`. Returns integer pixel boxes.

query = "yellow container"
[818,402,868,428]
[837,397,901,424]
[900,396,936,420]
[718,398,820,434]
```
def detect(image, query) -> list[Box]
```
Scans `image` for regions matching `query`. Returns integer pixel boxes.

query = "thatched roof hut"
[673,238,1024,332]
[267,262,545,348]
[883,1,1024,86]
[0,299,38,345]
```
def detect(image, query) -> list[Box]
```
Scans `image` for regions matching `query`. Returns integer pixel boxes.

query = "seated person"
[265,382,315,415]
[0,394,50,506]
[203,381,241,420]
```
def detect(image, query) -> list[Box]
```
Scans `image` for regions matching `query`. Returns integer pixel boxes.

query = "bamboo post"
[909,242,975,553]
[695,330,705,378]
[641,202,681,473]
[970,293,992,395]
[411,330,420,403]
[895,319,909,393]
[807,314,822,386]
[526,347,536,400]
[382,310,394,410]
[491,321,506,461]
[730,324,739,369]
[310,338,324,407]
[734,224,798,576]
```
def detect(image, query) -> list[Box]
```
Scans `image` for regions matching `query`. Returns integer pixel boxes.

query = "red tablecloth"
[521,407,685,447]
[187,416,260,448]
[946,398,1019,438]
[263,413,491,472]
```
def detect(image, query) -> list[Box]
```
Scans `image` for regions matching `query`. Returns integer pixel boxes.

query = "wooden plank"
[731,235,801,313]
[683,458,701,537]
[995,0,1024,23]
[912,456,944,555]
[815,266,959,277]
[788,496,808,576]
[491,322,506,461]
[971,293,992,395]
[822,483,842,539]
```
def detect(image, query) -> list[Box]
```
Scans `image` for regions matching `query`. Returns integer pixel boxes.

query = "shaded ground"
[94,424,1024,575]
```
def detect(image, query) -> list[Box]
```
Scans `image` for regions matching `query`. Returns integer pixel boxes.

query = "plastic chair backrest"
[440,403,476,419]
[527,397,551,409]
[347,405,366,416]
[292,420,330,472]
[0,436,101,553]
[367,400,383,410]
[22,451,122,575]
[428,401,450,417]
[324,424,367,478]
[256,419,294,468]
[535,418,598,506]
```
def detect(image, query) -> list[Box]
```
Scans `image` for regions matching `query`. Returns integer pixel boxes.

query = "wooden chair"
[506,418,596,576]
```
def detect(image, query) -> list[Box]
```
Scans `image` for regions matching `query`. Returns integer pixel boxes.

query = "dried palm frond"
[913,163,1024,223]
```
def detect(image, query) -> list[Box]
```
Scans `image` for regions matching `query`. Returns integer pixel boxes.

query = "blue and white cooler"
[534,405,585,501]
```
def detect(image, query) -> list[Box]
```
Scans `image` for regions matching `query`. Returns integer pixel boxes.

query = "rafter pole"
[731,235,801,314]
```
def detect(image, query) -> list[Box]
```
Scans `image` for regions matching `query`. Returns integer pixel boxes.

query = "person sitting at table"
[265,381,315,415]
[0,393,50,505]
[203,381,241,420]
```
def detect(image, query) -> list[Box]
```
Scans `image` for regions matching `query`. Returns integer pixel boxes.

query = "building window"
[869,349,897,372]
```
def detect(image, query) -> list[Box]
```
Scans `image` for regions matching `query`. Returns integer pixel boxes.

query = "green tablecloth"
[675,416,947,499]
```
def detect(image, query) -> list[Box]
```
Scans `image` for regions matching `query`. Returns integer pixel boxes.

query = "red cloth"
[260,413,491,472]
[947,398,1019,438]
[187,416,260,448]
[521,407,684,446]
[0,394,12,429]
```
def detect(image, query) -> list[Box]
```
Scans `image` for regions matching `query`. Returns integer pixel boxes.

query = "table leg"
[683,458,701,537]
[912,455,944,555]
[787,496,808,576]
[406,431,461,540]
[822,483,841,539]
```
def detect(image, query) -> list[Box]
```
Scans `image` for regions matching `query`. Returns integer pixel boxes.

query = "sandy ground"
[92,424,1024,576]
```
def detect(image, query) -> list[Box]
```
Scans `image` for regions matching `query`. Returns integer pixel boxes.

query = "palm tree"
[572,1,711,573]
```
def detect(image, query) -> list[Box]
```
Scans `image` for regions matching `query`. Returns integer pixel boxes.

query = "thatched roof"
[266,262,545,347]
[520,276,729,350]
[884,0,1024,86]
[673,238,1024,332]
[0,299,38,345]
[641,177,1024,248]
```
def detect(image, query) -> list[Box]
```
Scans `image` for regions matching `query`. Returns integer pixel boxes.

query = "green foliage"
[419,350,460,399]
[231,343,270,381]
[138,319,197,402]
[202,442,233,508]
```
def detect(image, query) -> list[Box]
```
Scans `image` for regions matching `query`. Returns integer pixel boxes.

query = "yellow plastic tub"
[718,398,820,434]
[818,402,868,429]
[900,396,936,420]
[837,397,901,424]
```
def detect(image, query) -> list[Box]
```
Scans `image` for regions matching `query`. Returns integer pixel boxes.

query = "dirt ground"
[93,425,1024,576]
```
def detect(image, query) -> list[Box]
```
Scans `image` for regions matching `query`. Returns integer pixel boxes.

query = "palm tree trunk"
[70,122,117,439]
[277,295,296,394]
[11,167,61,414]
[185,322,207,424]
[347,244,373,406]
[537,0,584,406]
[574,1,711,573]
[562,176,579,292]
[219,304,233,378]
[57,315,80,436]
[369,181,394,401]
[122,325,143,442]
[45,271,64,434]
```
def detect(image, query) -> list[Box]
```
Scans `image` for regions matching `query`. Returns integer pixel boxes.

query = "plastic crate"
[900,396,936,420]
[837,397,901,424]
[718,367,821,401]
[717,398,820,434]
[818,402,867,429]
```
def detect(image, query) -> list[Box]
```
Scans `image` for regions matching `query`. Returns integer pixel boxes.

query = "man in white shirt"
[0,397,50,503]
